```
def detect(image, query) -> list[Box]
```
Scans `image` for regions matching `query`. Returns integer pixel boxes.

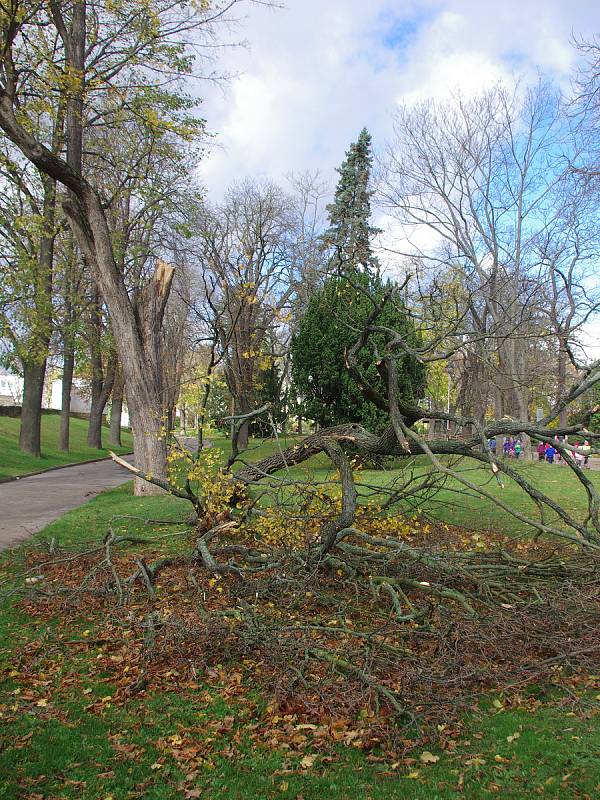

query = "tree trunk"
[58,3,85,452]
[237,421,249,451]
[235,394,251,450]
[0,84,174,495]
[166,405,175,433]
[59,347,74,452]
[87,404,103,449]
[87,350,103,449]
[87,355,116,449]
[18,166,58,457]
[19,362,47,457]
[557,336,568,428]
[126,260,174,494]
[128,398,168,495]
[108,369,124,447]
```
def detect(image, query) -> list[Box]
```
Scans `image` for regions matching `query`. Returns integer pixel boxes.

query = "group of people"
[488,437,523,459]
[536,440,558,464]
[536,438,592,467]
[487,436,593,466]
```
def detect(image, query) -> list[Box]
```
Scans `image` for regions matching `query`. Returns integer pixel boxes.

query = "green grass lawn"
[0,414,133,480]
[2,442,600,798]
[207,434,600,539]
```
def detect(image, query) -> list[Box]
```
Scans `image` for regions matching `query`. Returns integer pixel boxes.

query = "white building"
[0,368,23,406]
[49,378,91,414]
[0,369,129,427]
[49,378,130,426]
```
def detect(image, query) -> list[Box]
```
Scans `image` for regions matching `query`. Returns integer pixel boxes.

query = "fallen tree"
[8,278,600,747]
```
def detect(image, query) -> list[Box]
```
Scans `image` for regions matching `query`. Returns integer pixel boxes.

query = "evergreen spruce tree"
[291,129,425,429]
[323,128,381,275]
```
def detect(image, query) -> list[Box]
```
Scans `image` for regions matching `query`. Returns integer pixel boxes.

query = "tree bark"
[108,368,124,447]
[166,406,175,434]
[237,418,250,450]
[558,336,569,428]
[130,402,168,495]
[58,1,85,452]
[19,362,47,457]
[59,347,74,452]
[127,261,174,493]
[87,353,116,449]
[18,167,58,456]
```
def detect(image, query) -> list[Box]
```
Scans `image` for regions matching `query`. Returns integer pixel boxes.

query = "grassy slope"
[2,443,600,797]
[0,415,133,479]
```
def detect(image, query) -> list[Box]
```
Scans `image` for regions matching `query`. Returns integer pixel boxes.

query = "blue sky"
[198,0,600,197]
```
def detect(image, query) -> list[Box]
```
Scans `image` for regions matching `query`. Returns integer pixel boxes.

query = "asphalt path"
[0,456,134,550]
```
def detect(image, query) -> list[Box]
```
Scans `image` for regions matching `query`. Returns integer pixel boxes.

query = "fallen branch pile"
[8,516,600,755]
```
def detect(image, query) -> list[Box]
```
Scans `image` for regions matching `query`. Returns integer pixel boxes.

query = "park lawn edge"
[0,415,134,479]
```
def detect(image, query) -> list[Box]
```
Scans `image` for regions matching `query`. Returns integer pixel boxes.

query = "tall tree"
[292,277,425,429]
[195,180,302,449]
[0,0,241,492]
[0,131,62,456]
[292,130,425,429]
[380,83,596,434]
[322,128,381,275]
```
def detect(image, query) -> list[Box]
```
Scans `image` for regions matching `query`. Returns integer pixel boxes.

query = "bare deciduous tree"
[194,180,305,449]
[378,82,590,440]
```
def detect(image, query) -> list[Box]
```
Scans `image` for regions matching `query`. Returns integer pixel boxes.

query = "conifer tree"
[291,129,425,429]
[323,127,381,274]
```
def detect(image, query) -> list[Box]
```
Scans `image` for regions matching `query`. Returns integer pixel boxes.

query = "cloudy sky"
[198,0,600,195]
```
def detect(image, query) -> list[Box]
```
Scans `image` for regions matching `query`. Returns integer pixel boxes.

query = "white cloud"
[197,1,600,197]
[192,1,600,350]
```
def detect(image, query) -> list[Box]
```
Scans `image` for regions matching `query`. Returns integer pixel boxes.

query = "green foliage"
[291,274,425,429]
[0,0,211,376]
[250,360,287,436]
[291,129,425,429]
[569,383,600,432]
[323,127,381,274]
[204,376,232,432]
[0,150,58,369]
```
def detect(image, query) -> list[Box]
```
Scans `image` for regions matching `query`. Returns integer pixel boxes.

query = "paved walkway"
[0,457,133,551]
